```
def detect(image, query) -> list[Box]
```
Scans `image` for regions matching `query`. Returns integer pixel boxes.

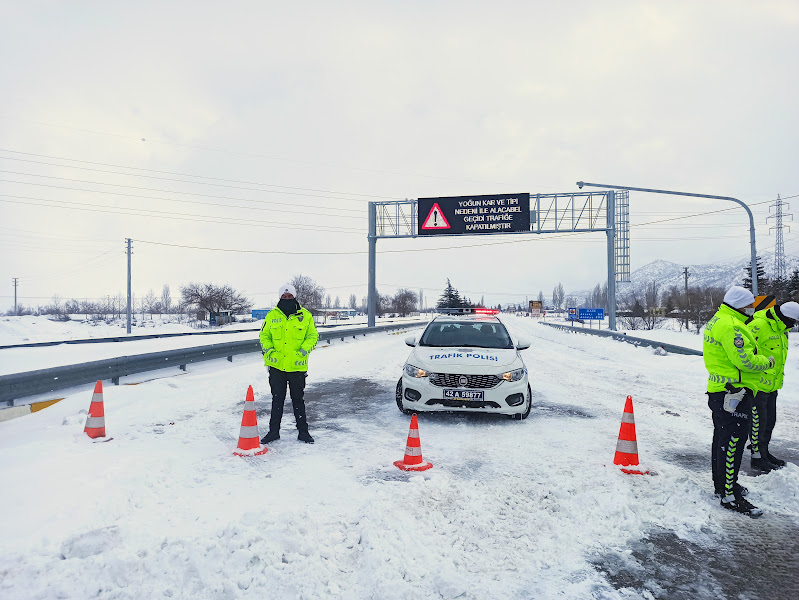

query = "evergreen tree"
[436,279,464,309]
[788,268,799,298]
[741,256,768,294]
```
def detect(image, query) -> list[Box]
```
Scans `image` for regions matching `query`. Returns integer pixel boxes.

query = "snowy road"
[1,317,798,599]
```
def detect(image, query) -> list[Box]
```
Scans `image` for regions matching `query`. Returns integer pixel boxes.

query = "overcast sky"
[1,1,798,312]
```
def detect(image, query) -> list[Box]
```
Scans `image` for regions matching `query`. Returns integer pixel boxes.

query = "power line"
[0,149,397,202]
[0,177,366,220]
[0,195,363,233]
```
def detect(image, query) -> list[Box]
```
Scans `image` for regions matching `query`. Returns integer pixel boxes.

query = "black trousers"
[752,390,778,456]
[267,367,309,434]
[708,389,753,497]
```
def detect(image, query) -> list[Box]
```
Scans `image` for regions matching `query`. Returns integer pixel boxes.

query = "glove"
[723,383,746,413]
[767,356,775,369]
[298,348,308,357]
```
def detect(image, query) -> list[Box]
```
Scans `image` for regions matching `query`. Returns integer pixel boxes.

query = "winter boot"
[297,430,314,444]
[720,492,763,518]
[766,452,786,468]
[715,483,748,498]
[751,455,776,473]
[260,430,280,444]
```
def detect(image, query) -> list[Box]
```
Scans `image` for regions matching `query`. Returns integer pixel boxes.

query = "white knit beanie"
[723,286,755,309]
[780,301,799,320]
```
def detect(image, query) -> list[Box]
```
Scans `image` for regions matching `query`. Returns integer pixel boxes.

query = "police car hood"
[412,347,520,372]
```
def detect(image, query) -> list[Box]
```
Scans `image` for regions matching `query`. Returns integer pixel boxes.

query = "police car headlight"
[404,364,427,378]
[501,368,525,382]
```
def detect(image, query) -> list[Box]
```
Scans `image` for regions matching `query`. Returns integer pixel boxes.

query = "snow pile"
[0,316,797,598]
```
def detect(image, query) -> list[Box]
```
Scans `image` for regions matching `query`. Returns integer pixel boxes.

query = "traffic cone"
[234,386,268,457]
[394,413,433,471]
[84,381,107,439]
[613,395,649,475]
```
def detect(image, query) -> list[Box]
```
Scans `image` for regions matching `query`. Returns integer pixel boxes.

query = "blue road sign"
[578,308,605,320]
[252,309,269,320]
[567,307,578,320]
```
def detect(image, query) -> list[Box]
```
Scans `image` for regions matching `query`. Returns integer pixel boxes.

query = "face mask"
[277,298,299,315]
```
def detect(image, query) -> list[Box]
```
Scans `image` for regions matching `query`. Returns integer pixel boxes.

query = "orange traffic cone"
[84,381,108,439]
[613,396,649,475]
[234,386,268,457]
[394,413,433,471]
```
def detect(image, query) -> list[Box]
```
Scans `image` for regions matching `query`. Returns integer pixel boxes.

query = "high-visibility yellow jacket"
[748,307,791,391]
[703,303,772,393]
[259,306,319,372]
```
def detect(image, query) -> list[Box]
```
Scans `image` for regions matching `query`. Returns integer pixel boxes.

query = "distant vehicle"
[397,315,531,419]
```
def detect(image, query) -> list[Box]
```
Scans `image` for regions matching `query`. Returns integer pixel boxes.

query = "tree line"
[6,274,423,320]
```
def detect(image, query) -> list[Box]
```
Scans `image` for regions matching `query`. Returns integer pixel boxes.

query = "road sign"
[421,202,451,230]
[417,193,530,236]
[567,307,578,320]
[754,295,776,311]
[252,309,269,319]
[578,308,605,320]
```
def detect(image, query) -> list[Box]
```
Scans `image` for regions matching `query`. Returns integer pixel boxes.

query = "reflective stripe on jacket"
[259,306,319,372]
[703,303,772,393]
[747,307,790,391]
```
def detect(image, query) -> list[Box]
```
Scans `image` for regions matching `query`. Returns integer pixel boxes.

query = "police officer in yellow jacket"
[259,283,319,444]
[746,301,799,471]
[703,286,774,517]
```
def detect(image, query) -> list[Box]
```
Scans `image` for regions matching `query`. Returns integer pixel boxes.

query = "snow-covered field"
[0,315,428,376]
[1,316,798,598]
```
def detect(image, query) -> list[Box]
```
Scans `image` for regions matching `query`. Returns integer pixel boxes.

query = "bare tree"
[143,289,156,319]
[392,289,418,316]
[161,284,172,314]
[289,274,324,308]
[325,294,331,308]
[334,295,341,308]
[617,280,663,330]
[552,283,565,310]
[537,290,544,307]
[180,283,253,314]
[348,293,357,309]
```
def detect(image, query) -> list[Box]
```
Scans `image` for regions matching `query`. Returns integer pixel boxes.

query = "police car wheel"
[396,378,413,414]
[511,384,532,421]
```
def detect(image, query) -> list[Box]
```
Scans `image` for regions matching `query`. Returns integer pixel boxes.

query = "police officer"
[259,283,319,444]
[746,301,799,471]
[703,286,774,517]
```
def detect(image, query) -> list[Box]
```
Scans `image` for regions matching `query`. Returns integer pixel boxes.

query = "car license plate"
[444,389,484,401]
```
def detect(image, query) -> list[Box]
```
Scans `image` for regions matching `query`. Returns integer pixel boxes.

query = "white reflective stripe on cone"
[404,446,422,456]
[407,429,420,439]
[85,416,105,428]
[91,393,103,403]
[615,439,638,454]
[621,413,635,424]
[238,426,260,439]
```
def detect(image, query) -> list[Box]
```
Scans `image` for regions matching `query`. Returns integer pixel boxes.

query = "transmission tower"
[768,195,792,281]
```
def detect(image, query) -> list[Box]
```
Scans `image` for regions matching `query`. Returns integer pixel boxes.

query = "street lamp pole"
[576,182,759,296]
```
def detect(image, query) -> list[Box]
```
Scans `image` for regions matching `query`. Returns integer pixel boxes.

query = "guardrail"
[0,318,425,349]
[542,322,703,356]
[0,322,426,407]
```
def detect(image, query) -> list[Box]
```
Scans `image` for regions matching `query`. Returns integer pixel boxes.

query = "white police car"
[397,315,532,419]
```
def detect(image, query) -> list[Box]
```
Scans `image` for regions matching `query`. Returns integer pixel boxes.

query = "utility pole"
[12,277,19,315]
[683,267,690,330]
[126,238,132,334]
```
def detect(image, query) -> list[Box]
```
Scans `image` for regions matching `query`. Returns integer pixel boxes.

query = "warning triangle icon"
[421,203,450,230]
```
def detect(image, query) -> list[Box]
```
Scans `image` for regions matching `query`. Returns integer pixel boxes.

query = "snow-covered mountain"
[570,251,799,304]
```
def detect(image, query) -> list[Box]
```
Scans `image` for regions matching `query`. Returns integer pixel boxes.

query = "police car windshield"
[419,321,514,349]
